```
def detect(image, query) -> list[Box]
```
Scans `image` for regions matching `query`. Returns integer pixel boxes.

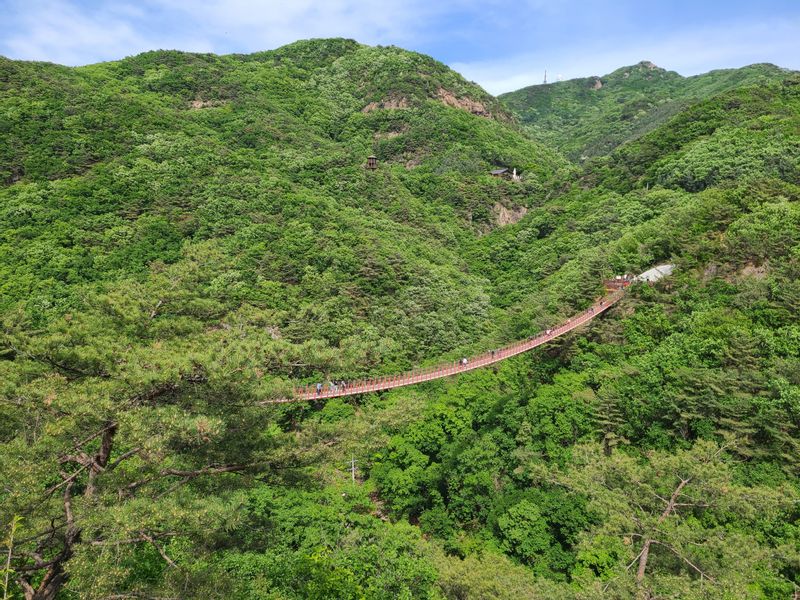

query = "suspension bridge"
[273,265,673,404]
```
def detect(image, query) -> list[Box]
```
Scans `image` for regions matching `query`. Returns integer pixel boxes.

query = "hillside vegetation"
[1,40,799,599]
[500,60,791,160]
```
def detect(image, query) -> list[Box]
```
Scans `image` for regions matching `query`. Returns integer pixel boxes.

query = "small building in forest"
[490,167,522,181]
[366,155,378,170]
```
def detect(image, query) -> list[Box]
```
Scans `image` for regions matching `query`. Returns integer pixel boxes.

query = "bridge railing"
[287,289,624,402]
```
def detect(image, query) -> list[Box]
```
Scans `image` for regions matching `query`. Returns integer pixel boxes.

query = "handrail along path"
[273,283,633,404]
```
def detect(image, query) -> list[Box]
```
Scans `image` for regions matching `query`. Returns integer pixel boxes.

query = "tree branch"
[158,464,250,478]
[650,540,717,583]
[37,465,89,508]
[139,532,177,569]
[85,422,117,498]
[89,533,177,547]
[636,476,691,584]
[106,448,142,471]
[126,463,254,497]
[61,422,119,461]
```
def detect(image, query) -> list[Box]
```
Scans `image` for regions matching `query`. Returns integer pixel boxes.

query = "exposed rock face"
[189,99,227,109]
[362,96,410,112]
[436,88,491,117]
[361,89,494,119]
[373,130,403,140]
[590,77,603,90]
[493,203,528,226]
[740,262,768,279]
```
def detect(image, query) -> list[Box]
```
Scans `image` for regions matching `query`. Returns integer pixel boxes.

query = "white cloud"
[455,17,800,94]
[168,0,409,38]
[2,0,214,64]
[2,0,798,99]
[1,0,457,65]
[4,1,144,64]
[149,0,453,53]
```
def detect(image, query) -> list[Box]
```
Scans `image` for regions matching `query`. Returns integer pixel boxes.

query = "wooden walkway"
[271,286,628,404]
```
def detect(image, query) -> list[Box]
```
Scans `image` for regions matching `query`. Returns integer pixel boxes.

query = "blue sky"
[2,0,798,94]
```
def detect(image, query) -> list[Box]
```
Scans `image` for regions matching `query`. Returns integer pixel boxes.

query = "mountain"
[0,39,570,358]
[589,74,800,192]
[500,60,792,160]
[1,40,799,599]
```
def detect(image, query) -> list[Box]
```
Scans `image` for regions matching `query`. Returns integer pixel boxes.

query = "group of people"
[311,299,614,396]
[315,380,348,395]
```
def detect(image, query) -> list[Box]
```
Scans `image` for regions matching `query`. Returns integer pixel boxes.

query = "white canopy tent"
[635,263,675,283]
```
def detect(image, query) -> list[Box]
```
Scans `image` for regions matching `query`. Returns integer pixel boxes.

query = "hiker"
[491,349,496,359]
[546,329,552,335]
[461,357,468,366]
[316,383,322,395]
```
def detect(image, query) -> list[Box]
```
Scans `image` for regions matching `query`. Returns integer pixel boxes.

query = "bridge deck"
[270,287,628,404]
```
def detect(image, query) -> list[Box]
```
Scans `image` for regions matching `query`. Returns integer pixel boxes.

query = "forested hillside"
[1,40,799,599]
[500,60,790,160]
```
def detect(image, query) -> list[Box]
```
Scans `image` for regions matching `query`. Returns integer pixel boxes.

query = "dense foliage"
[500,60,789,160]
[1,39,798,599]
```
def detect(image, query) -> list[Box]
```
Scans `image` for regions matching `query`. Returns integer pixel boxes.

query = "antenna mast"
[544,69,547,84]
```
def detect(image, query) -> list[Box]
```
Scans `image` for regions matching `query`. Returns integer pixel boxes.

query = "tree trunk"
[20,484,80,600]
[85,421,117,498]
[24,571,67,600]
[636,477,690,595]
[635,539,653,599]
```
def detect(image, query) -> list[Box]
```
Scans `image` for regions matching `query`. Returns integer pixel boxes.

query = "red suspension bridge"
[274,266,673,404]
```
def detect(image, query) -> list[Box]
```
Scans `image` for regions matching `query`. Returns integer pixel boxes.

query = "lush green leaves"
[1,40,799,599]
